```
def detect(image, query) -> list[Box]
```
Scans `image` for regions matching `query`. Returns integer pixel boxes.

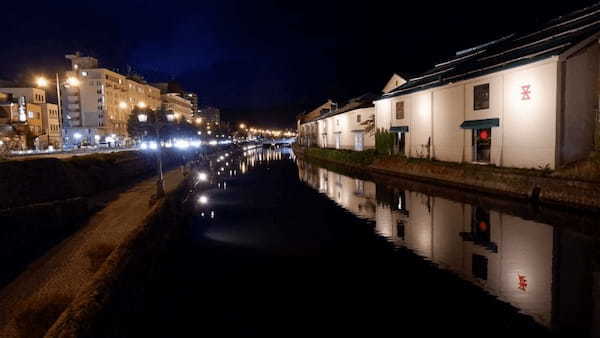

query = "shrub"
[375,129,395,155]
[306,147,378,166]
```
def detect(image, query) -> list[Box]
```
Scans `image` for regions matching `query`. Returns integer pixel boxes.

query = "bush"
[305,147,378,166]
[375,129,395,155]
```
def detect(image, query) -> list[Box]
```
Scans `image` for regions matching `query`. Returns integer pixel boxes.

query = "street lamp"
[66,76,80,87]
[35,74,80,149]
[35,77,49,87]
[137,108,166,198]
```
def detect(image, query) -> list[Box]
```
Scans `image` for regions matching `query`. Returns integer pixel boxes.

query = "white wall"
[502,59,558,168]
[316,107,375,151]
[409,92,433,158]
[560,43,598,165]
[432,86,464,162]
[375,58,560,168]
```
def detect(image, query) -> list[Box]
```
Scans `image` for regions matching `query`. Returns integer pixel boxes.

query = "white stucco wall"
[375,58,561,168]
[502,59,558,168]
[432,86,465,162]
[315,107,375,151]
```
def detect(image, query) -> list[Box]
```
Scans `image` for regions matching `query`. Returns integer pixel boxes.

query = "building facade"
[197,106,221,125]
[298,95,376,151]
[375,8,600,169]
[0,88,61,149]
[161,93,193,122]
[61,53,161,146]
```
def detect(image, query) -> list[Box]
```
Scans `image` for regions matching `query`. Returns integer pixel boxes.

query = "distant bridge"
[260,137,295,146]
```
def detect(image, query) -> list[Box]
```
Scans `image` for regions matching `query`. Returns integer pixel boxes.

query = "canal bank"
[293,145,600,211]
[82,147,600,337]
[0,147,234,338]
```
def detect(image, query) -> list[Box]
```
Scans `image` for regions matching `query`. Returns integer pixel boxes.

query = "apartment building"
[0,87,60,149]
[161,93,193,122]
[61,53,161,146]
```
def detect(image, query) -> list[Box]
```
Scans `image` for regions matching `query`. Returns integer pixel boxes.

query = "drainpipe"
[430,92,434,159]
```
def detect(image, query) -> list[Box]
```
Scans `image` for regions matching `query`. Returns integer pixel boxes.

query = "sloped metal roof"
[381,3,600,99]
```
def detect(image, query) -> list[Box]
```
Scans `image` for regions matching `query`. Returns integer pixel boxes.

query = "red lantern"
[479,130,489,140]
[478,221,488,232]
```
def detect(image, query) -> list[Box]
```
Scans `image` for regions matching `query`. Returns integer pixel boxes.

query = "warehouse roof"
[381,3,600,99]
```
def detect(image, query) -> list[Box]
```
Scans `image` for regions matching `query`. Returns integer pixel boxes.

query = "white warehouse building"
[298,94,377,151]
[376,6,600,169]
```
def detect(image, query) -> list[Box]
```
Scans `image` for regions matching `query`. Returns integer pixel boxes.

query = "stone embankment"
[0,150,193,290]
[294,145,600,211]
[0,147,232,338]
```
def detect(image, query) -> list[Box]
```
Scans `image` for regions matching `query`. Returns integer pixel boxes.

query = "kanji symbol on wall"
[521,85,531,100]
[518,274,528,291]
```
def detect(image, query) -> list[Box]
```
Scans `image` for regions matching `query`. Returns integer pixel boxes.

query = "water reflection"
[298,159,599,335]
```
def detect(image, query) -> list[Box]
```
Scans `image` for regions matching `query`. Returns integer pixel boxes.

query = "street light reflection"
[198,195,209,205]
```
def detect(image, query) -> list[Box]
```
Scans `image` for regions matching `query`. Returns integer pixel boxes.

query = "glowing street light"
[136,108,166,198]
[35,77,49,87]
[198,195,209,205]
[66,76,80,86]
[137,101,147,109]
[119,101,128,109]
[198,172,208,182]
[240,123,246,129]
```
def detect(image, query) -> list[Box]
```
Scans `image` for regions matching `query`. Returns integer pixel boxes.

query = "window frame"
[473,83,490,111]
[395,101,405,120]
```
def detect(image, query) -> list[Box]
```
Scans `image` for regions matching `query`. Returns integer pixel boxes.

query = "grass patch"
[15,294,73,338]
[554,151,600,182]
[86,243,115,273]
[301,146,600,183]
[305,147,379,166]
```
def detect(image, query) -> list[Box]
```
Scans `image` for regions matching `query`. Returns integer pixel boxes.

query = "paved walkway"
[0,168,186,338]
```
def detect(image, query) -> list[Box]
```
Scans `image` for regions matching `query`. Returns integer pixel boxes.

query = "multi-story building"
[41,103,61,148]
[184,92,199,116]
[61,53,161,146]
[0,87,60,149]
[0,93,27,151]
[161,93,193,123]
[197,106,220,125]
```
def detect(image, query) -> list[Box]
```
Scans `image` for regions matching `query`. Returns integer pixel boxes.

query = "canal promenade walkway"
[0,167,186,338]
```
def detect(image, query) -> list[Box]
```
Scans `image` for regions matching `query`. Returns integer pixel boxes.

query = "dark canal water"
[136,147,599,337]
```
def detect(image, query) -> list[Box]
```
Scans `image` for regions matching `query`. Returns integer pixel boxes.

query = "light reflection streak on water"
[296,159,599,332]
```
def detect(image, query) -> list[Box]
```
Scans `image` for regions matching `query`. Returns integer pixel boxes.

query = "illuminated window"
[81,71,88,77]
[395,101,405,120]
[474,84,490,110]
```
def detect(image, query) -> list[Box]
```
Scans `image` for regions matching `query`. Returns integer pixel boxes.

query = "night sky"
[0,0,595,127]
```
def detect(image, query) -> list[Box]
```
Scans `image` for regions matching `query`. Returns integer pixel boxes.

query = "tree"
[127,107,201,142]
[127,107,155,140]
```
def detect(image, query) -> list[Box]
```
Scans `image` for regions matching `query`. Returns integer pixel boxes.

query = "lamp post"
[137,105,165,198]
[36,74,80,149]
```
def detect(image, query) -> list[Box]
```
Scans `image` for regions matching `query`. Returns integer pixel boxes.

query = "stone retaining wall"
[294,145,600,211]
[43,176,192,338]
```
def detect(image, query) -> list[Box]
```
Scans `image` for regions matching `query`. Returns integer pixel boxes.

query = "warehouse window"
[395,101,404,119]
[474,83,490,110]
[472,254,488,280]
